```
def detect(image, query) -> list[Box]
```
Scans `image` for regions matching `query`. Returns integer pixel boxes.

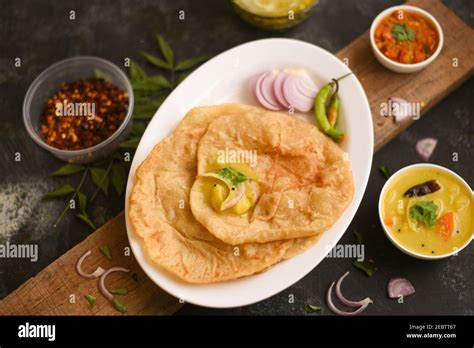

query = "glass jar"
[23,56,134,164]
[232,0,317,30]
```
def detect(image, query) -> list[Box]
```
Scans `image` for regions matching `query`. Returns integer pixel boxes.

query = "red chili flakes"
[39,78,129,150]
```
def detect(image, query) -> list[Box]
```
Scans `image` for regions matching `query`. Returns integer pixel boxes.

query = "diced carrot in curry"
[374,10,438,64]
[384,215,395,227]
[436,212,456,240]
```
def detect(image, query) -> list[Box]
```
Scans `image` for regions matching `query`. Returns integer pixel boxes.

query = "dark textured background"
[0,0,472,315]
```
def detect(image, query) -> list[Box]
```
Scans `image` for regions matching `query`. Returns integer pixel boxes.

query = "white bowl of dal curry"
[379,164,473,259]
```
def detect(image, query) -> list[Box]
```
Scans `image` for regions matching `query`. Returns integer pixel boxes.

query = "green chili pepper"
[314,73,351,142]
[327,91,340,128]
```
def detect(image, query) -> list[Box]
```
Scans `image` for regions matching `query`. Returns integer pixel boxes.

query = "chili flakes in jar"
[39,78,129,150]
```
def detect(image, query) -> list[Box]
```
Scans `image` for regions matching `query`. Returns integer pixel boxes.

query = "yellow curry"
[381,167,473,256]
[201,161,259,216]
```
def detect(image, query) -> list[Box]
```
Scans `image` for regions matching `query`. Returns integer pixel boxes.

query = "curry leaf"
[45,185,75,199]
[133,97,165,120]
[120,137,141,149]
[129,59,147,82]
[174,55,210,71]
[304,304,321,313]
[156,34,174,66]
[111,163,127,196]
[77,191,87,214]
[76,213,96,230]
[51,163,85,176]
[90,167,109,196]
[175,71,192,86]
[353,260,375,277]
[354,230,363,245]
[132,111,154,121]
[379,166,390,179]
[132,75,171,91]
[132,122,146,136]
[142,52,172,70]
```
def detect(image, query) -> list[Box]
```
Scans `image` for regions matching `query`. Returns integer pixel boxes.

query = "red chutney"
[374,10,439,64]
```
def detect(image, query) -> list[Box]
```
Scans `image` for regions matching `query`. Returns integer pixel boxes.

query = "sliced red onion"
[294,73,318,98]
[99,267,130,301]
[326,272,373,316]
[335,271,373,308]
[221,182,246,211]
[273,71,290,108]
[263,71,284,109]
[249,72,265,95]
[283,73,314,112]
[416,138,438,161]
[388,278,415,298]
[248,180,259,204]
[76,250,105,279]
[255,72,281,111]
[252,69,318,113]
[389,97,411,123]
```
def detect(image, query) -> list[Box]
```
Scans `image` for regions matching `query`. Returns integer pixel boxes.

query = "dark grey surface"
[0,0,472,315]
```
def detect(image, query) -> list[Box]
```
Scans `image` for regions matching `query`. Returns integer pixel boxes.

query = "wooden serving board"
[339,0,474,150]
[1,0,472,315]
[0,212,181,315]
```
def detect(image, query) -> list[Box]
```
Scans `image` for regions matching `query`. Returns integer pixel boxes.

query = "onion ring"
[326,272,373,316]
[76,250,105,279]
[99,267,130,301]
[248,180,259,205]
[335,271,373,308]
[273,71,290,108]
[255,72,281,111]
[221,182,246,211]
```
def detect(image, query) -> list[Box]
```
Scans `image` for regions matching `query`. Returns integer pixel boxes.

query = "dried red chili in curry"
[374,10,438,64]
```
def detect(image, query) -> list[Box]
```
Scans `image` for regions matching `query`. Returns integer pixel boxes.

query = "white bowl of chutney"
[379,163,473,260]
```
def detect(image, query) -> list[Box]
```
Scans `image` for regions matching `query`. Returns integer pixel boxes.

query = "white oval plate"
[125,38,373,308]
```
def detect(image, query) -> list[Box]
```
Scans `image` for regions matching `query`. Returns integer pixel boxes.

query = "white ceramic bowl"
[378,164,474,260]
[370,5,444,73]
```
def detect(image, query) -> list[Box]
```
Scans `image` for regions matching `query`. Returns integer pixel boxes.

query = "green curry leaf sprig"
[123,34,210,148]
[45,155,128,230]
[45,34,211,230]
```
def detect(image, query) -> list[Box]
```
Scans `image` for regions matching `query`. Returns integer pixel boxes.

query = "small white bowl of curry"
[379,164,473,260]
[370,5,443,73]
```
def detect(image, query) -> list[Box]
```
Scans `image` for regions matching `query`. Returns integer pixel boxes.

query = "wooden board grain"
[1,0,472,316]
[337,0,474,150]
[0,212,181,315]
